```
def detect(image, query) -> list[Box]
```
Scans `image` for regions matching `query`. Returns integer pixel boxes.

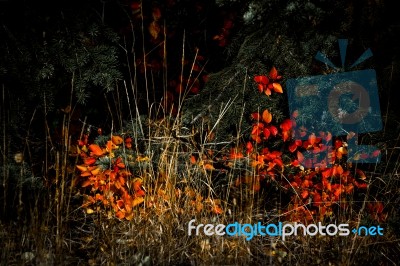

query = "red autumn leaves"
[283,165,372,222]
[234,66,383,223]
[254,67,283,96]
[250,109,278,144]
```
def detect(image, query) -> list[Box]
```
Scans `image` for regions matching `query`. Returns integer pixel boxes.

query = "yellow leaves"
[136,156,150,162]
[132,197,145,207]
[336,146,347,159]
[80,145,88,153]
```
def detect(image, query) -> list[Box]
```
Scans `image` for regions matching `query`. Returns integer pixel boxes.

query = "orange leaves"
[90,166,102,176]
[76,133,146,220]
[111,135,124,145]
[83,157,96,166]
[203,163,215,171]
[81,167,145,220]
[254,67,283,96]
[76,165,88,172]
[89,144,104,156]
[297,150,305,163]
[131,178,146,198]
[76,164,102,178]
[282,151,372,223]
[272,82,283,94]
[183,187,224,215]
[229,148,244,160]
[190,155,197,164]
[131,197,145,208]
[262,109,272,124]
[81,179,92,188]
[249,149,283,173]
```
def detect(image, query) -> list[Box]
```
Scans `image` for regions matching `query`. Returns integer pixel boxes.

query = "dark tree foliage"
[182,0,400,146]
[0,1,122,144]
